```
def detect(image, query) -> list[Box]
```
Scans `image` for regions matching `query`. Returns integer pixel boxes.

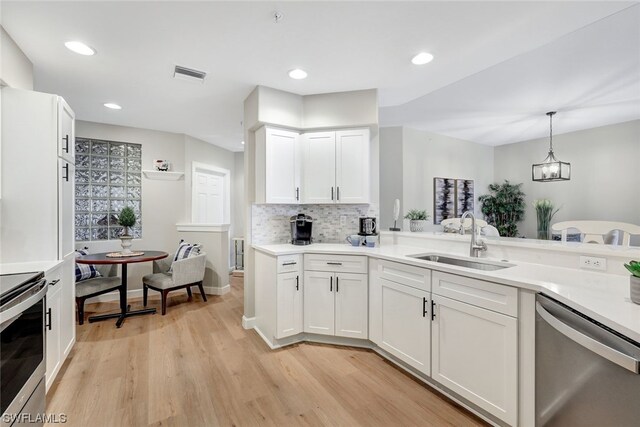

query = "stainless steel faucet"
[459,211,487,257]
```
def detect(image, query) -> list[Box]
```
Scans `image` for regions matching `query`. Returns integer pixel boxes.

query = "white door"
[276,271,303,339]
[266,128,301,203]
[335,129,369,204]
[45,285,61,391]
[379,278,431,375]
[334,273,368,339]
[58,159,74,259]
[301,132,336,204]
[194,170,224,223]
[57,98,75,164]
[432,294,518,426]
[303,271,335,335]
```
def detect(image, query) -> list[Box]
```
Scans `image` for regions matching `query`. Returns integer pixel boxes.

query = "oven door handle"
[536,301,640,374]
[0,281,48,326]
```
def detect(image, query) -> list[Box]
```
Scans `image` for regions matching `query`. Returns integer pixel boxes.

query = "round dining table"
[76,251,169,328]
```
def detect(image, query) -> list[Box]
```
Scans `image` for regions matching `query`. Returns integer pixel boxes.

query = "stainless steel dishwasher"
[536,293,640,426]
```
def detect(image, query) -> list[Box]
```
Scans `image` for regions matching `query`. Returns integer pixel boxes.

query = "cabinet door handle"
[336,276,339,293]
[296,187,300,201]
[62,163,69,182]
[431,300,436,320]
[337,186,340,201]
[423,297,427,317]
[49,279,60,286]
[62,135,69,153]
[326,262,342,266]
[331,187,334,200]
[46,308,52,331]
[330,276,333,292]
[282,261,297,266]
[296,275,299,291]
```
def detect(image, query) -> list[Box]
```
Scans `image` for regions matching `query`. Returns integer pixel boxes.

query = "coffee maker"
[358,217,377,236]
[290,213,313,245]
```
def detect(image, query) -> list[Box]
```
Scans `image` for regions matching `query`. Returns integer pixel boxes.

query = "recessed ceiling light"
[64,41,96,56]
[103,103,122,110]
[288,69,308,80]
[241,141,245,145]
[411,52,434,65]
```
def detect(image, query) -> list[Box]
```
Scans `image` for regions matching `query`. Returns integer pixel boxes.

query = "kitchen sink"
[408,253,514,271]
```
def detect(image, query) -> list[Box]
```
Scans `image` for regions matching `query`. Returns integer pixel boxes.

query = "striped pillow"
[75,249,102,282]
[169,242,202,272]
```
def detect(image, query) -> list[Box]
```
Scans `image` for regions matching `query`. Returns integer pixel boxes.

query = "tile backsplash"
[252,204,379,244]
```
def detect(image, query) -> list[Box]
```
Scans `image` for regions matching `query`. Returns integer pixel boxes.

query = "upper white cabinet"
[255,126,370,205]
[58,97,75,164]
[301,131,336,204]
[255,127,302,204]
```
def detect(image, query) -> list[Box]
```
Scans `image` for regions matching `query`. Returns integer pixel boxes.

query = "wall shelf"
[142,170,184,181]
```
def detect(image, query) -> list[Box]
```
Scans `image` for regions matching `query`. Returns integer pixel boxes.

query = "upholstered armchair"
[142,253,207,315]
[76,264,120,325]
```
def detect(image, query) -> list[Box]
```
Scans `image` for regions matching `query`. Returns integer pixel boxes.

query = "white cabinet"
[301,131,336,203]
[431,294,518,426]
[335,129,370,204]
[303,270,335,335]
[58,159,75,259]
[45,265,63,391]
[276,271,303,339]
[334,273,368,338]
[302,128,370,204]
[57,97,75,164]
[255,127,302,204]
[378,278,431,375]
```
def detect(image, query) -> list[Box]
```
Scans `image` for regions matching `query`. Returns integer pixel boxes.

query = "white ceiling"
[1,1,636,151]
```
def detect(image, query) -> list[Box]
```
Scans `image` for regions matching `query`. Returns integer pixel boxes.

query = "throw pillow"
[75,249,102,282]
[169,242,202,272]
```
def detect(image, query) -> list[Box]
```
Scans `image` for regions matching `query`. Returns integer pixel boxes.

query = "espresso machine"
[290,213,313,245]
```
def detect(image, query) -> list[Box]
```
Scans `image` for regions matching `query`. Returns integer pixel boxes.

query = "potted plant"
[478,180,525,237]
[533,199,560,240]
[118,206,136,254]
[405,209,430,232]
[624,261,640,304]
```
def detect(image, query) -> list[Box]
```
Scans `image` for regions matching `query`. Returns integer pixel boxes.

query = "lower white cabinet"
[431,294,518,426]
[45,282,62,390]
[275,271,303,339]
[303,270,367,339]
[378,278,431,376]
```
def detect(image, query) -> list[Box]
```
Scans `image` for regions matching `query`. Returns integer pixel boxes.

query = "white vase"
[409,220,426,232]
[120,235,133,254]
[630,276,640,304]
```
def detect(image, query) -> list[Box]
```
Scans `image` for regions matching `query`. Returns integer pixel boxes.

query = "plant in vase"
[533,199,560,240]
[624,261,640,304]
[478,180,525,237]
[404,209,430,232]
[118,207,136,254]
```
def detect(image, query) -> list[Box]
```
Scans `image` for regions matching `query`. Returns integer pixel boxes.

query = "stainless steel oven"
[536,293,640,426]
[1,272,47,427]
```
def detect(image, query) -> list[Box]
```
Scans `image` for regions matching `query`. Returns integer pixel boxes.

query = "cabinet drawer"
[46,264,64,290]
[304,254,367,274]
[432,271,517,317]
[277,255,302,274]
[377,259,430,292]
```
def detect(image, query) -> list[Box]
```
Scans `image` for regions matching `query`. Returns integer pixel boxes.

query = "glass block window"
[75,138,142,241]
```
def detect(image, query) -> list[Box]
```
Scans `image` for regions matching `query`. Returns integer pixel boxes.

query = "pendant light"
[532,111,571,182]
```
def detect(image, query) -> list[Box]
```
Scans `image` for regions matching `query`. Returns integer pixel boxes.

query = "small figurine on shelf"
[154,159,170,171]
[118,207,136,254]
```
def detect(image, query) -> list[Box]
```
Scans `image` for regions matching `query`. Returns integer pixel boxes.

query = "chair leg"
[197,281,207,302]
[76,297,86,325]
[161,290,168,315]
[186,286,192,299]
[143,284,148,307]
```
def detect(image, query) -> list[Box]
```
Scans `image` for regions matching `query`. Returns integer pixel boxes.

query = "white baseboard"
[89,284,229,303]
[242,315,256,329]
[205,284,230,295]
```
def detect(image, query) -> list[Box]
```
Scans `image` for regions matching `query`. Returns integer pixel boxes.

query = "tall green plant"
[118,206,136,236]
[478,181,526,237]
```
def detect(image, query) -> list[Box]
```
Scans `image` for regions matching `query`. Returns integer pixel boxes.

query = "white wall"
[400,127,494,231]
[0,26,33,90]
[379,127,403,229]
[303,89,378,129]
[233,151,244,238]
[494,119,640,240]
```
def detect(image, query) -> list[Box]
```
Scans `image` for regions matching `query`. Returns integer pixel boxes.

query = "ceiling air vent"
[173,65,207,83]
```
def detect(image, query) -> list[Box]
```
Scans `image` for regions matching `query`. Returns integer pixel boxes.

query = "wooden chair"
[551,221,640,246]
[142,253,207,315]
[76,264,121,325]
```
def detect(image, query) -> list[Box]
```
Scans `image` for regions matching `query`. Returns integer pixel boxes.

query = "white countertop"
[0,260,63,275]
[253,242,640,342]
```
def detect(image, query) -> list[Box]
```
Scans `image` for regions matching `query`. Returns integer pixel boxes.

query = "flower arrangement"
[404,209,430,232]
[533,199,559,240]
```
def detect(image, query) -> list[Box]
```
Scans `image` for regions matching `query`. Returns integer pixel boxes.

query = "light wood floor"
[46,277,486,427]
